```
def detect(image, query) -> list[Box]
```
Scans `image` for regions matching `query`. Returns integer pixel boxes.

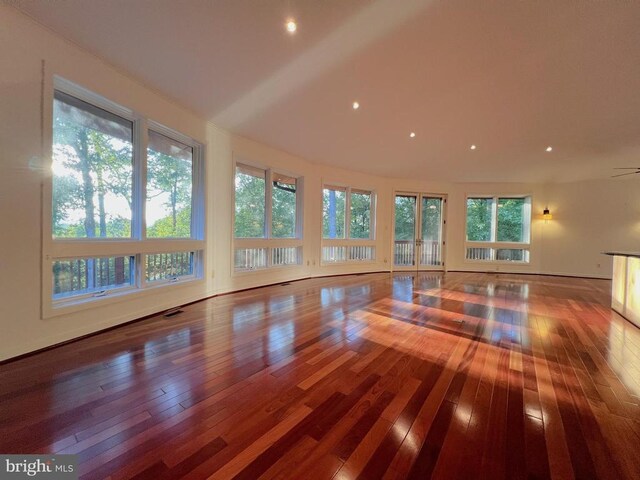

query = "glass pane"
[496,248,529,262]
[349,245,375,261]
[394,195,416,241]
[421,197,442,266]
[52,91,133,238]
[323,187,346,239]
[235,248,268,270]
[272,247,300,266]
[421,197,442,242]
[497,198,526,242]
[466,198,494,241]
[53,256,133,299]
[272,173,297,238]
[235,165,266,238]
[322,246,347,263]
[146,131,193,238]
[146,251,194,282]
[350,190,372,239]
[466,247,493,261]
[394,195,416,266]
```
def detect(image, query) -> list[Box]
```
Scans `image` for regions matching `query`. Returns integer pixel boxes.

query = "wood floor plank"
[0,272,637,479]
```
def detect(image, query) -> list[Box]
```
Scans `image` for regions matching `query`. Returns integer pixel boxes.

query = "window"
[145,252,195,283]
[322,185,375,263]
[272,173,298,238]
[234,164,266,238]
[323,187,346,239]
[53,256,134,300]
[146,131,194,238]
[52,90,133,239]
[465,196,531,263]
[47,78,204,312]
[233,163,302,271]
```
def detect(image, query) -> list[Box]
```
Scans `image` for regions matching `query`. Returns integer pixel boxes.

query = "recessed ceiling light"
[352,101,360,110]
[286,20,297,33]
[470,144,477,150]
[546,146,553,152]
[409,132,416,138]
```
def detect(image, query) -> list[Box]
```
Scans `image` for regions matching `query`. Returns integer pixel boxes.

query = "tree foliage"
[323,189,345,239]
[234,171,266,238]
[52,98,133,239]
[349,192,371,239]
[147,149,192,238]
[272,181,296,238]
[466,197,526,242]
[394,196,416,241]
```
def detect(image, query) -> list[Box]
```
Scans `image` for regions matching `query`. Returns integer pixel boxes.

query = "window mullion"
[345,187,352,239]
[265,169,273,240]
[491,196,498,243]
[134,119,147,290]
[134,118,147,241]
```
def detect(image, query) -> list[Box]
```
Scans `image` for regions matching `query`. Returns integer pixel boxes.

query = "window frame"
[232,158,304,274]
[464,194,532,264]
[321,183,377,265]
[42,77,205,317]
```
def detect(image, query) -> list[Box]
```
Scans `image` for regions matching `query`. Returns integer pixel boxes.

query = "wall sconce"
[543,207,553,222]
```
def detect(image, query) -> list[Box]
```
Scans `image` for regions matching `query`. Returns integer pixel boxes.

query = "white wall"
[1,5,639,361]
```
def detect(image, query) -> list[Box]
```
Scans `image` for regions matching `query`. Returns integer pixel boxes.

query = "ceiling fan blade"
[612,167,640,170]
[611,172,639,178]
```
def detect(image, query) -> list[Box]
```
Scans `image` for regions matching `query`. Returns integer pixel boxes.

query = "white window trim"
[464,194,532,264]
[42,77,205,318]
[231,157,304,274]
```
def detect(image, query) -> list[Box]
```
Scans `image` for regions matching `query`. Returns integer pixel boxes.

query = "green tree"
[350,192,371,239]
[272,180,296,238]
[234,170,265,238]
[52,97,133,239]
[466,198,493,241]
[497,198,525,242]
[322,189,345,238]
[147,149,192,237]
[394,195,416,241]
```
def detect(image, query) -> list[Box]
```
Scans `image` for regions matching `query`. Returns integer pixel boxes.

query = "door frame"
[392,191,448,272]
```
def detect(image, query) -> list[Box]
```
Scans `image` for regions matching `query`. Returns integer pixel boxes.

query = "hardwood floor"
[2,272,640,479]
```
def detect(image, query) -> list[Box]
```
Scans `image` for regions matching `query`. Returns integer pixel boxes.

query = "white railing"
[322,246,347,263]
[496,248,530,262]
[235,248,268,271]
[272,247,300,266]
[465,245,530,263]
[146,251,193,282]
[420,241,442,266]
[394,241,415,266]
[53,256,133,298]
[466,247,493,261]
[349,245,375,261]
[394,240,443,267]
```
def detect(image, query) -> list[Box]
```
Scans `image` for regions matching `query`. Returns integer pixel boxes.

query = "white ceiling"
[12,0,640,183]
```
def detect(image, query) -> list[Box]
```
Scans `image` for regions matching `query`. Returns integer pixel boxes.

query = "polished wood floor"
[2,272,640,479]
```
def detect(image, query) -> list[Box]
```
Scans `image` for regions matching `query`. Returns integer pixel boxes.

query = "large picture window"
[46,78,204,313]
[146,131,194,238]
[465,196,531,263]
[322,185,375,263]
[52,91,134,239]
[233,163,302,271]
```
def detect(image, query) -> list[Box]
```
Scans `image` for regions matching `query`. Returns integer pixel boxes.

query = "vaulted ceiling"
[12,0,640,182]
